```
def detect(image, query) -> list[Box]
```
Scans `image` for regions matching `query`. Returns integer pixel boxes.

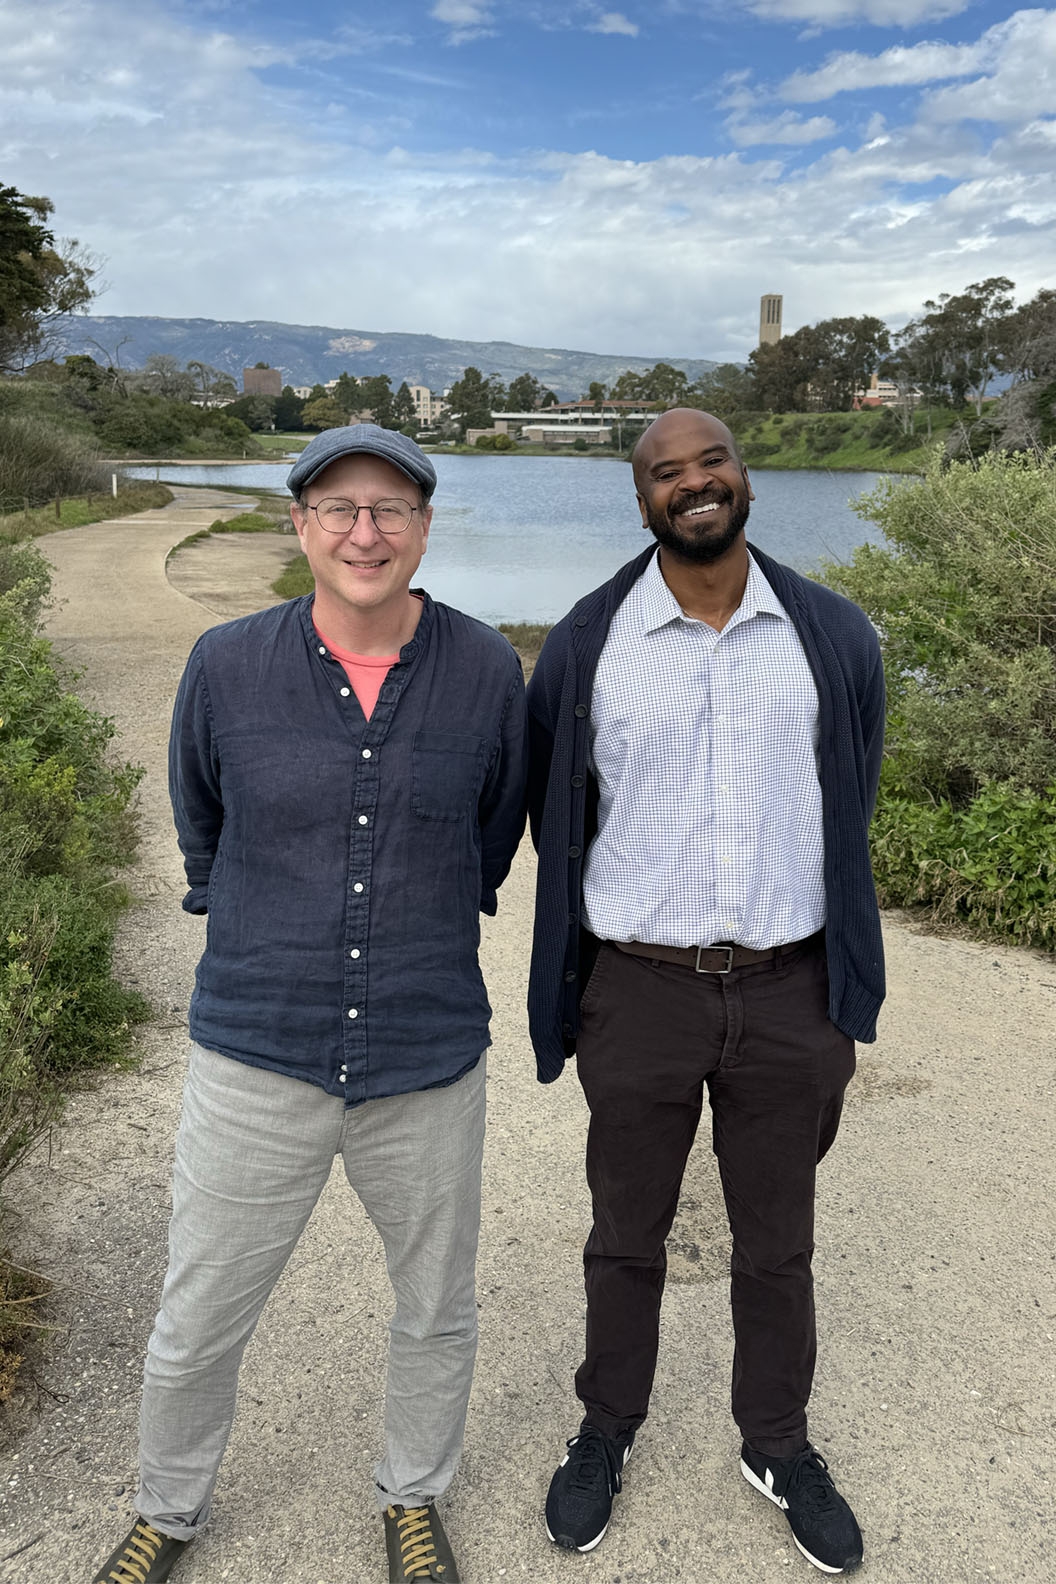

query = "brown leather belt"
[613,932,822,976]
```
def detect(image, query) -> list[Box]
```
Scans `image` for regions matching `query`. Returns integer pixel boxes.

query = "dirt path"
[2,498,1054,1583]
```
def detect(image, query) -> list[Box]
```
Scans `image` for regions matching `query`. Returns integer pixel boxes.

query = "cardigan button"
[571,774,584,787]
[574,704,588,718]
[568,845,581,859]
[564,970,577,982]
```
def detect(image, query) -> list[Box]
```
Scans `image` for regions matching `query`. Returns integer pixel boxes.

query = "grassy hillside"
[736,407,964,472]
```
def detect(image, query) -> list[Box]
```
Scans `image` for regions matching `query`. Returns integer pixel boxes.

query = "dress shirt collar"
[636,545,789,636]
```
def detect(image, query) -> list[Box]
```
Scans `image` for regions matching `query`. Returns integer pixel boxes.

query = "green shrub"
[823,448,1056,948]
[871,779,1056,949]
[0,412,108,511]
[0,541,147,1181]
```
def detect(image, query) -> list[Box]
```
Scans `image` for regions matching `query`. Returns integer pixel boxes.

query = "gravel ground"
[2,491,1054,1584]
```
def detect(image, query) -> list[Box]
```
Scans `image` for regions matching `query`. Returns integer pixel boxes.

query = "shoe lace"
[782,1444,839,1516]
[564,1425,625,1498]
[392,1505,444,1580]
[101,1521,167,1584]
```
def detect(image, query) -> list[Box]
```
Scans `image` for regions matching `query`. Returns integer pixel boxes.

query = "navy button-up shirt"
[169,593,527,1105]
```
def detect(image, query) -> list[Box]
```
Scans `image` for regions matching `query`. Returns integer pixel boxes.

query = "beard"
[645,484,751,564]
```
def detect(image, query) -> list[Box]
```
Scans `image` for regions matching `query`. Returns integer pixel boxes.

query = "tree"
[225,394,277,432]
[187,360,237,405]
[358,374,394,427]
[507,372,542,411]
[302,396,348,430]
[913,277,1016,414]
[587,381,606,410]
[447,366,505,435]
[1003,288,1056,385]
[332,372,361,416]
[610,363,688,405]
[540,388,558,409]
[810,316,891,411]
[0,185,96,372]
[392,382,417,433]
[274,386,307,431]
[135,353,196,402]
[687,363,758,421]
[748,329,820,412]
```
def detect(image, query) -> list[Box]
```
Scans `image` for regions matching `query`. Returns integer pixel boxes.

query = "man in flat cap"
[91,425,527,1584]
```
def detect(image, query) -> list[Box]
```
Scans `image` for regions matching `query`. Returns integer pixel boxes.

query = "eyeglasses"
[307,497,419,535]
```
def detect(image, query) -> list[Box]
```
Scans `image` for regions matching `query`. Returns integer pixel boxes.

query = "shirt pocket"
[412,730,489,822]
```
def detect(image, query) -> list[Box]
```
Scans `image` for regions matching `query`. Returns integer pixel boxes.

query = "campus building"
[242,365,282,396]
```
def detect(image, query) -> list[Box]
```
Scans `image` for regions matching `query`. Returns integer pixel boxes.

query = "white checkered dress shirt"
[582,550,826,950]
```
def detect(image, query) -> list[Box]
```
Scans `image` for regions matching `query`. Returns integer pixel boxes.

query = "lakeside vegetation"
[826,450,1056,948]
[0,480,173,539]
[1,536,149,1386]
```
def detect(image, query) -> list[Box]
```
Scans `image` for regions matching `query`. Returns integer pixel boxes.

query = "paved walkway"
[2,491,1054,1583]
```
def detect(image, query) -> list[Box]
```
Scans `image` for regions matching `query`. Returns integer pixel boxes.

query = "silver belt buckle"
[695,944,734,975]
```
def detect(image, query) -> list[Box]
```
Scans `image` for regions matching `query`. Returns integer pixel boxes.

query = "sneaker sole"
[739,1459,861,1576]
[544,1443,634,1554]
[546,1520,609,1553]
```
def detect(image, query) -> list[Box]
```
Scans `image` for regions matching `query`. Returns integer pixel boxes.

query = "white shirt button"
[318,645,327,655]
[350,948,360,959]
[358,815,368,826]
[348,1008,358,1019]
[338,1074,346,1083]
[353,882,364,893]
[340,686,350,697]
[362,749,372,759]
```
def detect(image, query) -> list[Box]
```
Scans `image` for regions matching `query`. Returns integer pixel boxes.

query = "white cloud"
[781,11,1054,104]
[782,40,994,101]
[589,11,640,35]
[430,0,495,42]
[923,10,1056,124]
[727,111,837,146]
[0,0,1053,364]
[738,0,970,25]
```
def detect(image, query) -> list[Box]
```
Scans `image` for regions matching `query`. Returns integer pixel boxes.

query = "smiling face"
[290,452,432,637]
[633,409,754,565]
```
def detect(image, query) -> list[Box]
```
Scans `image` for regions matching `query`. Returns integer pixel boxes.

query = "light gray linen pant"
[136,1043,486,1539]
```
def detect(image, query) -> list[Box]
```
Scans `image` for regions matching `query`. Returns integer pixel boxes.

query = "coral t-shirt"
[314,626,398,720]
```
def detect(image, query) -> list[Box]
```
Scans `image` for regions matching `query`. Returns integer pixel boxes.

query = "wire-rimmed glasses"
[307,497,418,535]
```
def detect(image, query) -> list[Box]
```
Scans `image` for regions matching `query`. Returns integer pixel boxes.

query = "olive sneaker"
[383,1503,460,1582]
[545,1421,635,1552]
[90,1518,188,1584]
[740,1440,863,1575]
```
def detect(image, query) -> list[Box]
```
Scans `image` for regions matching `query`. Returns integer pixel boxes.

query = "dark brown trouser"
[573,932,855,1458]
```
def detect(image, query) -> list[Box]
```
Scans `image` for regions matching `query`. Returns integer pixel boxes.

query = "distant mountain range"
[51,316,718,400]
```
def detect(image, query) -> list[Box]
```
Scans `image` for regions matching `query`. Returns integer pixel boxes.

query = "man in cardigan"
[527,409,885,1575]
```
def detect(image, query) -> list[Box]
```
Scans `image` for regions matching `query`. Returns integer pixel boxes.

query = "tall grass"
[0,412,108,513]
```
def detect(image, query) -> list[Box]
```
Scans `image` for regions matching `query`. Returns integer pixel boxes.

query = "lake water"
[128,455,889,624]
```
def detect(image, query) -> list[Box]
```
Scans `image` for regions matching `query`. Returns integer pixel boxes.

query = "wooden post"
[112,473,118,497]
[55,498,62,521]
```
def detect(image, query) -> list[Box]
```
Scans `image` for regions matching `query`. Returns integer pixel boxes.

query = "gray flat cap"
[287,424,437,500]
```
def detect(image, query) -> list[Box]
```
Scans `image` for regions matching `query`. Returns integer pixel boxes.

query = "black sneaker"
[383,1503,460,1582]
[91,1518,188,1584]
[740,1441,863,1575]
[545,1422,635,1552]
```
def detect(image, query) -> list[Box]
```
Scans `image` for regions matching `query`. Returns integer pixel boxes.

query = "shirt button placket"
[344,730,380,1101]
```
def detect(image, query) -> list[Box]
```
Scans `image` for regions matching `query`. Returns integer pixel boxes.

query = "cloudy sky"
[1,0,1053,360]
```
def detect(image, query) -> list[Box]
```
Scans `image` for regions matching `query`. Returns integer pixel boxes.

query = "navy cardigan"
[525,543,886,1084]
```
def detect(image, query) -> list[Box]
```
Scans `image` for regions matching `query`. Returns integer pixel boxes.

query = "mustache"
[671,486,733,514]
